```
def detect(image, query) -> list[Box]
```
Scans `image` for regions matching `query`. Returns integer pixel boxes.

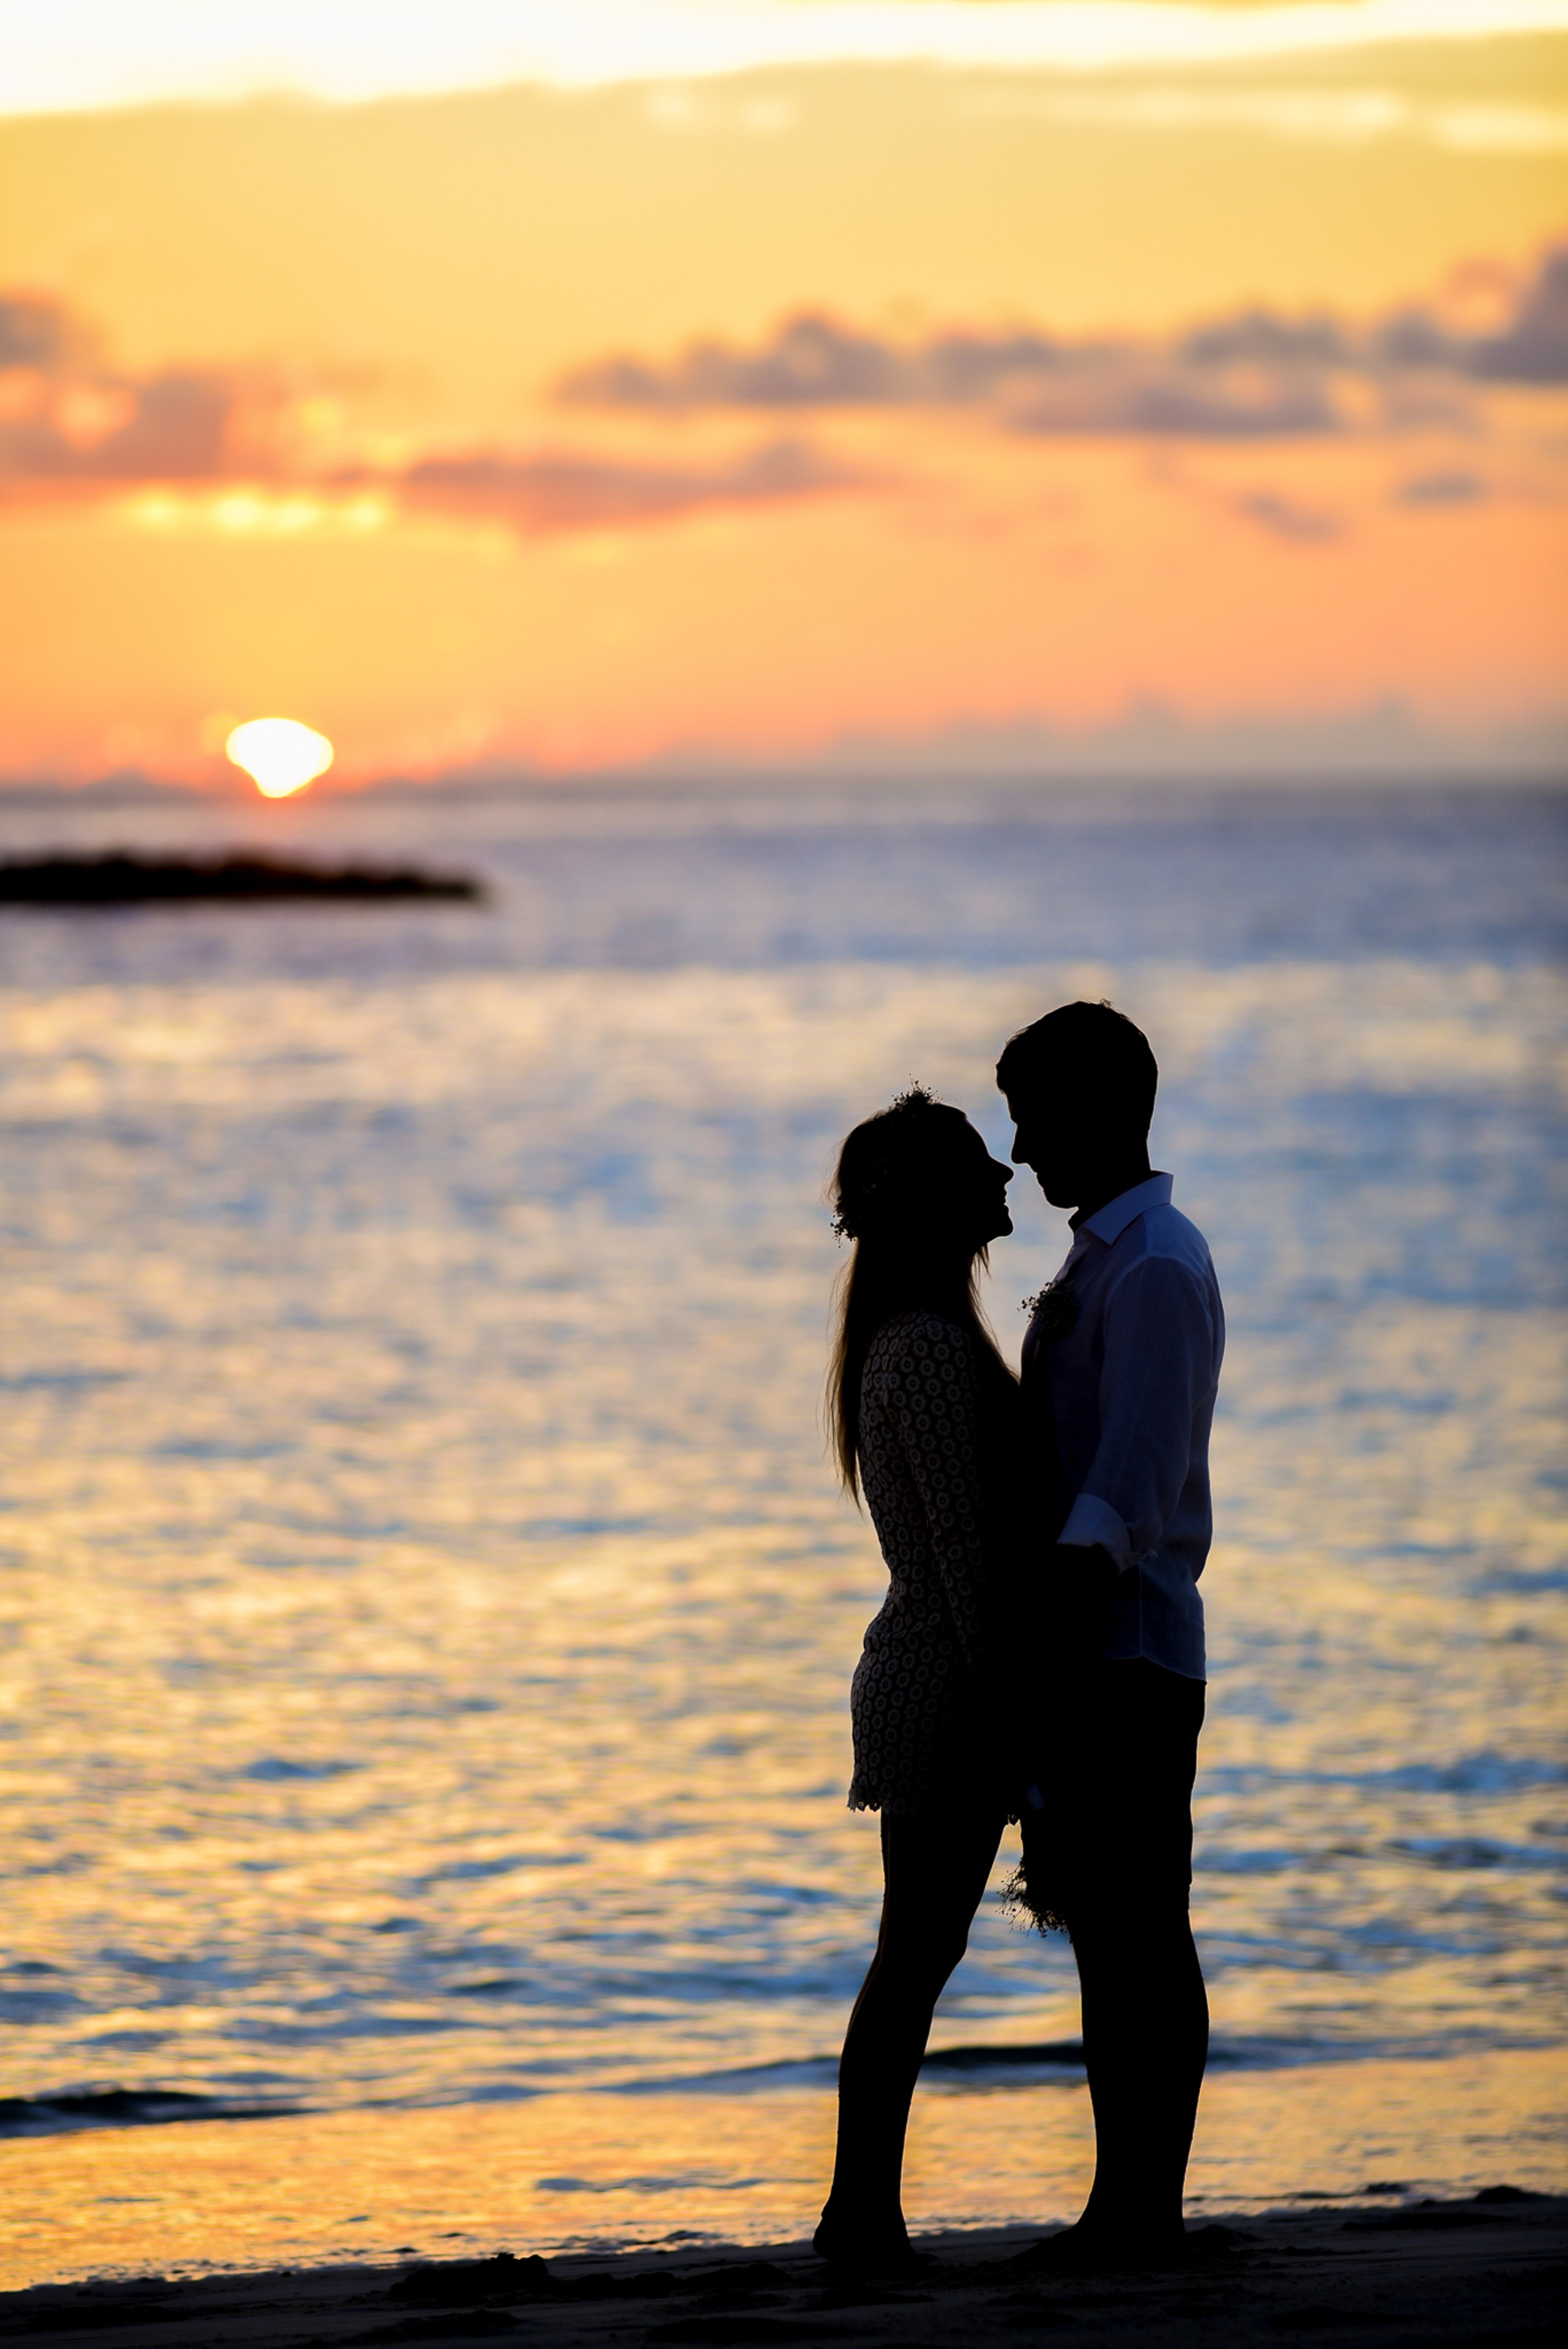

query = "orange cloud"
[0,295,298,492]
[376,437,871,532]
[7,251,1566,535]
[0,292,875,535]
[1,255,1564,786]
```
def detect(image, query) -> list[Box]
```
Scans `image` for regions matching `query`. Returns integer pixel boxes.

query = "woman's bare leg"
[818,1798,1005,2258]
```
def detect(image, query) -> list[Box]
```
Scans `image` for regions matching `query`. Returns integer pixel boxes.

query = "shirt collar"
[1076,1171,1173,1247]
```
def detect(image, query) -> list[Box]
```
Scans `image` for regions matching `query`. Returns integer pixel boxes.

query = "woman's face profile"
[950,1119,1014,1245]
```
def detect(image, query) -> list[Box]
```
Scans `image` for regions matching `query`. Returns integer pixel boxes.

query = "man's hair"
[996,1000,1158,1136]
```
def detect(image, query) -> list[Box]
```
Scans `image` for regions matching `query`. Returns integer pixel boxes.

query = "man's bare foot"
[1007,2221,1189,2275]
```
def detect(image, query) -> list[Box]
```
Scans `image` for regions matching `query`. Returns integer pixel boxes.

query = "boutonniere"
[1022,1280,1078,1340]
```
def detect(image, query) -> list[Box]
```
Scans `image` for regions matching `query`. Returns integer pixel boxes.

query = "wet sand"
[1,2194,1561,2348]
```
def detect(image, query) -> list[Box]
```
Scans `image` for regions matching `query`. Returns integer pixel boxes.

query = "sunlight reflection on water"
[0,784,1562,2251]
[1,2050,1564,2287]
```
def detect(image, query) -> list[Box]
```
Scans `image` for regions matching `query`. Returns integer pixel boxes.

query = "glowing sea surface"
[0,782,1563,2267]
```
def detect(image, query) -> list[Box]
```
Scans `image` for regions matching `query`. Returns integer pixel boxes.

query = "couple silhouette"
[817,1000,1225,2276]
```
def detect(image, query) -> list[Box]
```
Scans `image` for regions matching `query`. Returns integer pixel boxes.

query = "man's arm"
[1047,1539,1121,1660]
[1059,1252,1219,1573]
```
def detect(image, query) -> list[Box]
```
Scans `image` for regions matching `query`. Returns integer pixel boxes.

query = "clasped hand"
[1047,1540,1120,1660]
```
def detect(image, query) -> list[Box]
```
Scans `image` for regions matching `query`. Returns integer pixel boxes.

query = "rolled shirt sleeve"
[1058,1486,1133,1568]
[1057,1253,1220,1572]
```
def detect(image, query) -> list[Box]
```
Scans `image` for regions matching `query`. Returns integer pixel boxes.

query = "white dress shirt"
[1021,1173,1224,1681]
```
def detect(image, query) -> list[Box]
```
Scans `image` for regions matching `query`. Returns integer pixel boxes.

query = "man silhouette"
[998,1000,1224,2271]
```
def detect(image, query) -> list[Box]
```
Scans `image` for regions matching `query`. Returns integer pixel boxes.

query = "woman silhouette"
[816,1087,1029,2274]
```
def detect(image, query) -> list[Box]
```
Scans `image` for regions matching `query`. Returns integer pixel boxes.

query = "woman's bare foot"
[812,2205,926,2278]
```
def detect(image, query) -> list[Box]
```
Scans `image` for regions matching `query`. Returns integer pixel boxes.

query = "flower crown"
[830,1084,941,1243]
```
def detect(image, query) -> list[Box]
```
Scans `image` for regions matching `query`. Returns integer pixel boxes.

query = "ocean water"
[0,780,1564,2266]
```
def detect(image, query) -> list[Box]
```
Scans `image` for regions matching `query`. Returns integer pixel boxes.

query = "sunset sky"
[2,1,1566,785]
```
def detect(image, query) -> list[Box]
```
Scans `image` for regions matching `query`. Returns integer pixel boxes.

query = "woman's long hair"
[827,1087,1011,1499]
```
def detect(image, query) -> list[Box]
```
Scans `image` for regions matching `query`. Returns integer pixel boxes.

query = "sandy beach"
[2,2193,1561,2348]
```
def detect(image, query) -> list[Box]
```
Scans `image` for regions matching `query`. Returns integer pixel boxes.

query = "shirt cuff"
[1058,1491,1133,1572]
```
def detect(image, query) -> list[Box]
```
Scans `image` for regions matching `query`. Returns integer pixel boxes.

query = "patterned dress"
[847,1310,1022,1817]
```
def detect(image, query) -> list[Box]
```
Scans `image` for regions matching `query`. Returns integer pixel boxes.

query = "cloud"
[559,245,1568,437]
[642,84,797,136]
[9,4,1568,117]
[561,311,1350,437]
[563,315,913,409]
[1395,469,1488,506]
[390,437,867,531]
[0,297,276,487]
[1470,248,1568,382]
[0,369,237,481]
[0,294,75,371]
[956,83,1568,157]
[0,294,866,532]
[1004,368,1342,439]
[1234,489,1343,542]
[2,252,1560,535]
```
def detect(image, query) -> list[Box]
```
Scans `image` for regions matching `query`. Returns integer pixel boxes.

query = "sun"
[226,717,334,799]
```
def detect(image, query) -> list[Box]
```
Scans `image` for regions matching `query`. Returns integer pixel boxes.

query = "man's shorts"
[1025,1657,1205,1921]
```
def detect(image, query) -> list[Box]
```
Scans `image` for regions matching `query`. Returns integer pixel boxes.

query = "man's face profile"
[1005,1067,1150,1214]
[1005,1081,1088,1210]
